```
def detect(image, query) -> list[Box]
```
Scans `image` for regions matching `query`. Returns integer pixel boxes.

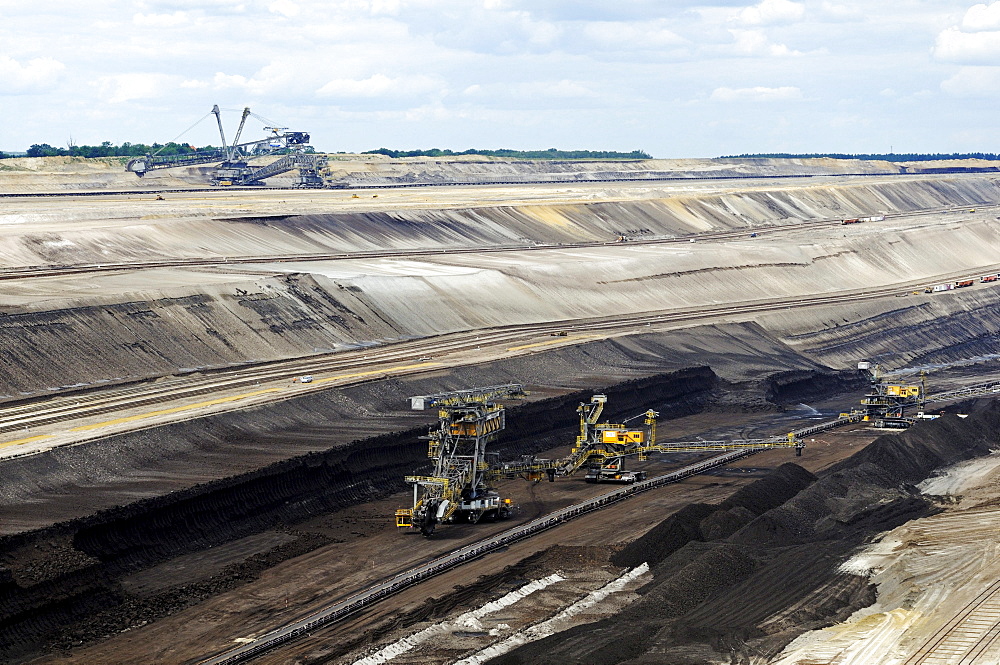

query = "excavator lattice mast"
[398,387,802,535]
[125,104,324,188]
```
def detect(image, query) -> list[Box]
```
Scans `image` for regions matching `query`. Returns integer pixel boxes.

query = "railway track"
[197,410,872,665]
[4,267,1000,451]
[0,202,993,282]
[904,578,1000,664]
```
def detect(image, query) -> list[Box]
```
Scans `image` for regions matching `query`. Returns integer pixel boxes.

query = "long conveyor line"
[199,411,868,664]
[197,448,756,665]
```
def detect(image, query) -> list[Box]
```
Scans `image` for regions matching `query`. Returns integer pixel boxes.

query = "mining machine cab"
[584,456,647,484]
[856,361,926,428]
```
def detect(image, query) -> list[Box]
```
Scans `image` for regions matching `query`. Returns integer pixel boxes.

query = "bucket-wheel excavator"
[496,393,801,485]
[393,362,1000,536]
[845,359,1000,428]
[395,384,528,536]
[397,386,801,536]
[844,362,927,428]
[125,105,325,187]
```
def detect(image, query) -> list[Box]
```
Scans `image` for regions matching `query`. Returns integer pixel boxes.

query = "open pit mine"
[5,154,1000,665]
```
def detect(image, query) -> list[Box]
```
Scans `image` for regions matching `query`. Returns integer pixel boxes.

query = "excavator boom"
[125,105,323,187]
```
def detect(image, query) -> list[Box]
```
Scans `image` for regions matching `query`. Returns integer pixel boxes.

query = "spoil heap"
[493,400,1000,665]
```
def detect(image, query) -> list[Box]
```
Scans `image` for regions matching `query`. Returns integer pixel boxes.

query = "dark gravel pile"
[0,368,719,663]
[492,400,1000,665]
[612,462,816,569]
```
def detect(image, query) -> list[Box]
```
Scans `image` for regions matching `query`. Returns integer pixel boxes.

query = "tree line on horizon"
[5,145,997,163]
[0,142,216,159]
[362,147,653,160]
[718,152,1000,162]
[1,144,652,161]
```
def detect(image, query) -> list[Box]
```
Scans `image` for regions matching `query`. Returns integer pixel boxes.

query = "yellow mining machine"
[848,361,926,428]
[495,394,802,485]
[395,384,527,536]
[397,388,801,535]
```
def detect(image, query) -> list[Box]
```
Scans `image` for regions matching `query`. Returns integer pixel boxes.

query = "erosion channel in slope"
[2,174,999,400]
[1,312,874,663]
[4,163,1000,665]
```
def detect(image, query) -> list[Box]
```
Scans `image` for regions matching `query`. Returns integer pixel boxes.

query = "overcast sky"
[1,0,998,157]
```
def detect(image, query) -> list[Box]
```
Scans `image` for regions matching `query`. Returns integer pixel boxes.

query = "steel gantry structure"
[496,393,801,485]
[854,361,927,428]
[925,378,1000,404]
[125,105,325,187]
[396,384,528,536]
[398,388,801,535]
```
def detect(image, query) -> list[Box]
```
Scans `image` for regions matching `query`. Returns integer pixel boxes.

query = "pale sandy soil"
[772,449,1000,664]
[5,157,1000,665]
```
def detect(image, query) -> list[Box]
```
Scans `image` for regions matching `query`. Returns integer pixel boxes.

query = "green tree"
[26,143,64,157]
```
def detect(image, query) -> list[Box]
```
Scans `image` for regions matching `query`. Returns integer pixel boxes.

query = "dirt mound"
[0,368,722,662]
[495,401,1000,665]
[612,463,816,569]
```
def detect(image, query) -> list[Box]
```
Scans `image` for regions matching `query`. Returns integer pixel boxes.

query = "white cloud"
[463,79,596,99]
[96,73,176,103]
[369,0,402,14]
[963,2,1000,31]
[136,0,245,12]
[316,0,401,15]
[268,0,299,18]
[828,113,869,129]
[317,73,397,97]
[736,0,805,26]
[710,86,803,102]
[0,56,65,95]
[211,72,267,94]
[0,0,996,156]
[132,11,190,27]
[729,29,800,56]
[517,11,562,46]
[316,73,442,98]
[941,65,1000,96]
[934,25,1000,63]
[581,20,686,50]
[420,7,562,53]
[819,2,862,21]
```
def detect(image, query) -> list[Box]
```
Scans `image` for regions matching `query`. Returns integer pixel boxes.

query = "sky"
[1,0,999,157]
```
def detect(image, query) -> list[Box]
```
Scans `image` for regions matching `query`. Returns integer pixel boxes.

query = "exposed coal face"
[492,400,1000,665]
[763,369,866,405]
[0,367,720,662]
